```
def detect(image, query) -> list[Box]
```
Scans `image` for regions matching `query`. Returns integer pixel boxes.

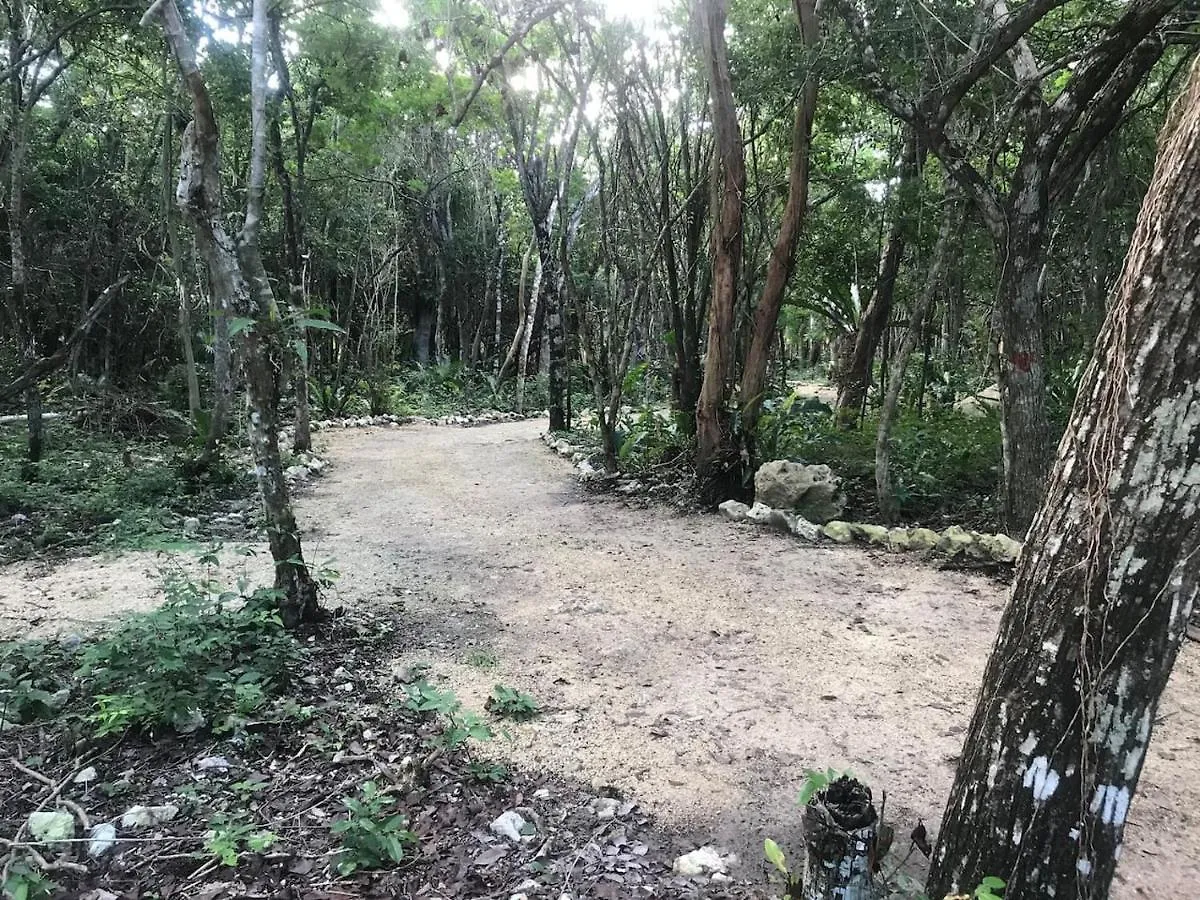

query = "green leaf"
[764,838,788,875]
[298,317,345,333]
[228,317,256,338]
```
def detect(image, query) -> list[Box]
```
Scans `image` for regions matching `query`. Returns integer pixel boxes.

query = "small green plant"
[0,639,75,725]
[331,781,416,875]
[77,574,301,736]
[763,838,802,900]
[485,684,540,721]
[971,876,1005,900]
[2,858,56,900]
[797,767,848,806]
[466,760,508,783]
[403,678,494,750]
[204,814,276,867]
[465,648,498,669]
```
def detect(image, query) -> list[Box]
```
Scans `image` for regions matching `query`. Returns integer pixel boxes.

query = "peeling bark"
[146,0,320,630]
[694,0,746,491]
[929,61,1200,899]
[738,0,820,438]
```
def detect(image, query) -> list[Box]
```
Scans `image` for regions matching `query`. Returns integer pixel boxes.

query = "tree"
[737,0,820,438]
[693,0,746,490]
[840,0,1191,533]
[144,0,321,629]
[929,58,1200,899]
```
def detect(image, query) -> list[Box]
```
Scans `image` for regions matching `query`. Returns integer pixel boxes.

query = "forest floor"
[3,417,1198,897]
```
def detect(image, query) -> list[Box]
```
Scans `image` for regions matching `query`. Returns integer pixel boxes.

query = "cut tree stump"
[801,776,878,900]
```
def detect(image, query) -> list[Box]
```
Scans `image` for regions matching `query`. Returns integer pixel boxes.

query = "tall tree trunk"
[492,217,506,371]
[996,177,1052,535]
[516,245,544,414]
[498,239,533,379]
[162,84,202,423]
[6,1,39,465]
[928,62,1200,900]
[694,0,746,491]
[835,135,922,428]
[738,0,819,438]
[146,0,319,629]
[876,188,960,521]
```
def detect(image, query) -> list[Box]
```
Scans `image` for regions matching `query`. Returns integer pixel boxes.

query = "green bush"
[0,423,251,560]
[485,684,540,721]
[0,639,75,725]
[331,781,416,875]
[759,401,1003,528]
[76,576,301,736]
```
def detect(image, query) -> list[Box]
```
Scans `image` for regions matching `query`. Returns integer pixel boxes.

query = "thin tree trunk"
[516,245,544,414]
[694,0,746,491]
[876,188,960,521]
[738,0,819,438]
[835,135,923,428]
[162,80,202,423]
[928,62,1200,899]
[146,0,319,629]
[5,1,39,464]
[498,239,533,380]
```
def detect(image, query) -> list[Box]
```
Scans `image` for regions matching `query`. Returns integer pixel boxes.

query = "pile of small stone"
[307,413,411,431]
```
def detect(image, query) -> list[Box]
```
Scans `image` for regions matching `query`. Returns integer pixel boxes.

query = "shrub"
[758,401,1003,529]
[485,684,540,721]
[331,781,416,875]
[77,575,301,736]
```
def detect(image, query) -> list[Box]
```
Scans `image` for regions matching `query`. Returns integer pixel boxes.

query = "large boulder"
[954,383,1001,418]
[753,460,846,524]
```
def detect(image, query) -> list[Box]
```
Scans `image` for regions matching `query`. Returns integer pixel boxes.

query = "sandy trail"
[3,419,1197,895]
[303,420,1200,897]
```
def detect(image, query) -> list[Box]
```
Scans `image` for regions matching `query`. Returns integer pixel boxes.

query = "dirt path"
[301,420,1199,897]
[3,419,1197,895]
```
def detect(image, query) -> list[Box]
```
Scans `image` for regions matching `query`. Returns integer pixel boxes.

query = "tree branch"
[0,275,129,404]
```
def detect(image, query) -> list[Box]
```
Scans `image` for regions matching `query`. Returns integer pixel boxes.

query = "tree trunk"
[5,17,40,466]
[801,777,878,900]
[493,230,506,372]
[536,218,568,431]
[996,180,1052,536]
[498,239,533,380]
[694,0,746,492]
[516,246,544,414]
[738,0,819,438]
[835,135,922,428]
[876,188,960,522]
[928,62,1200,900]
[146,0,320,629]
[163,93,202,424]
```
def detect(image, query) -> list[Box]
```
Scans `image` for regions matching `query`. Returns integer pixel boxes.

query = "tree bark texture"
[928,61,1200,900]
[737,0,819,437]
[996,175,1052,536]
[835,135,922,428]
[146,0,319,629]
[694,0,746,486]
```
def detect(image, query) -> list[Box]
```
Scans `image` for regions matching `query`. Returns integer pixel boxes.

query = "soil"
[3,418,1197,897]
